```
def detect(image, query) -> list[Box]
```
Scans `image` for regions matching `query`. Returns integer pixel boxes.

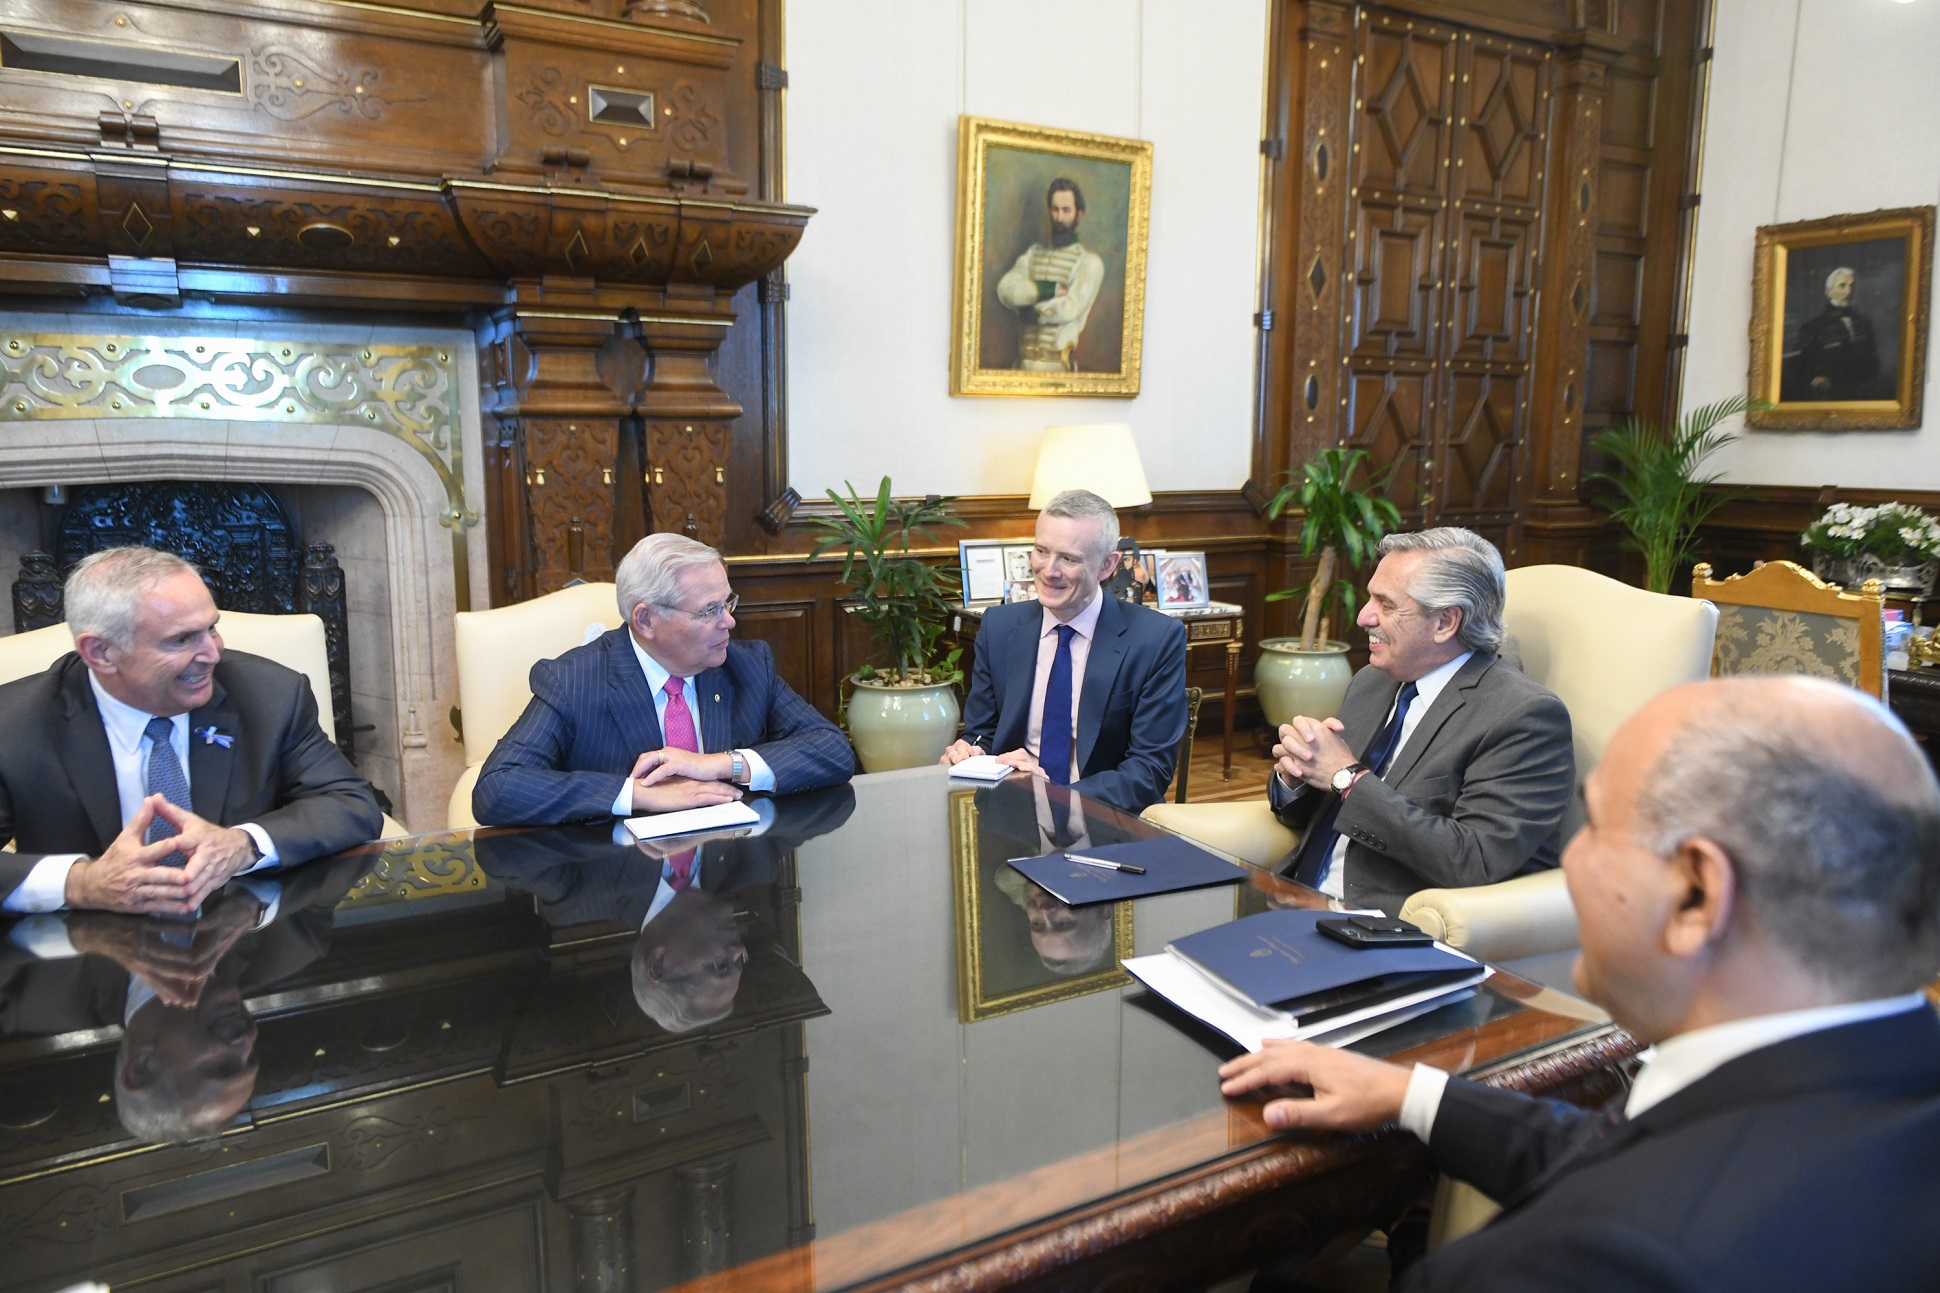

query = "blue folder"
[1167,908,1478,1015]
[1005,835,1252,906]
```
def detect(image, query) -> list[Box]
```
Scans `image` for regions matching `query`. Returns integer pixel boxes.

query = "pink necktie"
[663,677,699,752]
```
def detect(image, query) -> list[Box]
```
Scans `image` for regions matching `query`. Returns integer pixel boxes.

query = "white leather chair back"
[1502,564,1718,837]
[452,582,623,765]
[0,611,337,742]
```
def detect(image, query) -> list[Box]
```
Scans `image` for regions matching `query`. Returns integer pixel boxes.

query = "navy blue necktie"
[1038,624,1076,784]
[142,716,190,848]
[1289,681,1419,888]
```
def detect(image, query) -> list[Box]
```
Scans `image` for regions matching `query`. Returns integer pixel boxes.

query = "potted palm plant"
[1255,448,1403,726]
[1587,394,1750,594]
[809,477,968,772]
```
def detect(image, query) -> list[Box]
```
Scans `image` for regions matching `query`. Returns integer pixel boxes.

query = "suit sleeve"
[959,615,1004,752]
[1425,1076,1599,1203]
[472,657,632,826]
[1332,687,1573,888]
[242,674,382,864]
[1069,616,1188,814]
[739,643,854,795]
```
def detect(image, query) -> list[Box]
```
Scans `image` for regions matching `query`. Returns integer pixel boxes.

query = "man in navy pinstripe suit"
[472,534,854,827]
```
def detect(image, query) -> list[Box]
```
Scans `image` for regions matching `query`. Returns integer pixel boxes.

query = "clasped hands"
[627,747,743,813]
[64,795,261,917]
[1272,715,1358,791]
[938,740,1045,778]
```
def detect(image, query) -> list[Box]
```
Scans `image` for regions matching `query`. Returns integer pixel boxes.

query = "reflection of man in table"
[996,179,1106,372]
[1782,266,1889,401]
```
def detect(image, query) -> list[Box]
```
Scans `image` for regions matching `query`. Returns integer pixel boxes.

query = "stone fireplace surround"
[0,311,489,831]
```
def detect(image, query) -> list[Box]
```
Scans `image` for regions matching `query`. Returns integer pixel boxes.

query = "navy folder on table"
[1005,835,1251,906]
[1167,908,1478,1013]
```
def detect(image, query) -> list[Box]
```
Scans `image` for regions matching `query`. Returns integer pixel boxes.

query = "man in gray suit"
[1269,528,1573,914]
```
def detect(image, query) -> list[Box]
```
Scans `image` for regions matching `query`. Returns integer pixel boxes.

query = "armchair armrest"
[1399,869,1576,962]
[1139,801,1297,870]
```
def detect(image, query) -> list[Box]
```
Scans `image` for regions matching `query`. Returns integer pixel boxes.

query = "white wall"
[1683,0,1940,487]
[785,1,1268,500]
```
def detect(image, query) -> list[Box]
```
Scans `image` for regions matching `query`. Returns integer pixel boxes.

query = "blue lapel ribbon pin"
[194,726,235,749]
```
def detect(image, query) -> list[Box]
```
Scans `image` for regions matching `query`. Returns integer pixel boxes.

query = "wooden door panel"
[1449,211,1537,363]
[1456,43,1549,208]
[1444,375,1522,514]
[1344,372,1432,525]
[1356,21,1455,199]
[1351,200,1442,360]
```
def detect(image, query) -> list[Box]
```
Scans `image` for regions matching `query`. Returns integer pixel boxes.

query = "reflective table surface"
[0,767,1629,1293]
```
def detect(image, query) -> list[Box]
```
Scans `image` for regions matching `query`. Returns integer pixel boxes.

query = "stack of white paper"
[622,800,762,840]
[945,755,1013,782]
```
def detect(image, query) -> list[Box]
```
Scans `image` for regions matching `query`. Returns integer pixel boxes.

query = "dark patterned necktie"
[1039,624,1076,783]
[1289,681,1419,887]
[142,716,189,846]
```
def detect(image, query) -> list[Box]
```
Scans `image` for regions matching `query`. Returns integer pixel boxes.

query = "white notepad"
[946,755,1013,782]
[622,800,762,840]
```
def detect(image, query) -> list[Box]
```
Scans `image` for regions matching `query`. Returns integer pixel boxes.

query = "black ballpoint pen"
[1064,852,1146,875]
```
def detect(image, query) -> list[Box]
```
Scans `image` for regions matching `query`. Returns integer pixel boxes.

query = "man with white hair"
[1268,527,1573,913]
[473,533,853,826]
[1782,265,1888,401]
[1222,676,1940,1290]
[0,547,381,914]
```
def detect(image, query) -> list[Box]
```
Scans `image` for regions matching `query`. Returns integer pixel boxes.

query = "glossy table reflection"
[0,768,1632,1293]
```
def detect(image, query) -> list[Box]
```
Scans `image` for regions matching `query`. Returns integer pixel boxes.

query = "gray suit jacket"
[1269,652,1573,915]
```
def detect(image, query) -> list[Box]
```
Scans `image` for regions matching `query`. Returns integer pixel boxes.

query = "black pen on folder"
[1064,852,1146,875]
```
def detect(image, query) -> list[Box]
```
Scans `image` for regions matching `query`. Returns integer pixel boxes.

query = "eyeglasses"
[655,593,739,623]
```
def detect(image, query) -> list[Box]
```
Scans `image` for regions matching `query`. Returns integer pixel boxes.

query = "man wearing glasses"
[472,533,854,826]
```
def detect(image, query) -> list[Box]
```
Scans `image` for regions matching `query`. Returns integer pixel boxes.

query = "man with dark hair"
[0,548,381,915]
[1268,527,1573,913]
[996,177,1106,372]
[1222,676,1940,1291]
[941,489,1186,814]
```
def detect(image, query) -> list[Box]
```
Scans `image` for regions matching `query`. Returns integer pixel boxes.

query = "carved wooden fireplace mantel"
[0,0,805,603]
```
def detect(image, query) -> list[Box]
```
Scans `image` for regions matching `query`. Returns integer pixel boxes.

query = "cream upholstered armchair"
[445,581,624,828]
[1143,565,1718,977]
[0,611,408,839]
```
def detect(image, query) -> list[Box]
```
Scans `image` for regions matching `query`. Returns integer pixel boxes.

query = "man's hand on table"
[1218,1039,1413,1132]
[63,797,203,916]
[629,776,742,815]
[631,747,736,786]
[150,800,264,909]
[939,739,985,766]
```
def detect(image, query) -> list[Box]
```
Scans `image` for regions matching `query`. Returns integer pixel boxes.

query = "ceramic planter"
[846,676,962,772]
[1254,638,1354,730]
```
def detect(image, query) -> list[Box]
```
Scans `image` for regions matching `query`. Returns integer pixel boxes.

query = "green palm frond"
[1587,395,1752,593]
[809,477,966,684]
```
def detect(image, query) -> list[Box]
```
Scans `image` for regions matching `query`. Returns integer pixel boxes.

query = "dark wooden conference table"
[0,767,1633,1293]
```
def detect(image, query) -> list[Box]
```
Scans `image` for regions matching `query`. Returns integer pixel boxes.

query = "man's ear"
[1662,836,1737,960]
[1097,550,1121,582]
[628,602,654,641]
[121,1045,158,1093]
[1431,606,1464,645]
[74,631,116,673]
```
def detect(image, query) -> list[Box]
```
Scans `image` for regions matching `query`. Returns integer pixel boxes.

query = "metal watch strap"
[730,750,747,785]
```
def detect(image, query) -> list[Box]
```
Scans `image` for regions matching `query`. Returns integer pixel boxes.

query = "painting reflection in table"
[0,767,1629,1293]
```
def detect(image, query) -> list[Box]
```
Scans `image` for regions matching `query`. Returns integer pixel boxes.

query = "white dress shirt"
[612,635,775,815]
[1398,992,1935,1141]
[2,675,277,913]
[1317,650,1472,898]
[1025,590,1106,783]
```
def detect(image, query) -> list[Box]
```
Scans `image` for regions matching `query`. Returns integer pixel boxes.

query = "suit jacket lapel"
[53,662,122,851]
[695,662,735,754]
[1076,597,1130,770]
[187,679,242,824]
[607,630,664,757]
[999,605,1043,752]
[1381,653,1492,785]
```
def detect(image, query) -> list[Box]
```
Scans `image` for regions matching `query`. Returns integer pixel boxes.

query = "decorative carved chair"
[1167,686,1204,805]
[446,581,625,829]
[1692,560,1885,699]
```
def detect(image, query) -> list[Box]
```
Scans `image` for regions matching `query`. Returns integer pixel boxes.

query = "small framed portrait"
[959,539,1036,606]
[951,115,1153,398]
[1157,552,1210,610]
[949,785,1132,1023]
[1748,206,1933,430]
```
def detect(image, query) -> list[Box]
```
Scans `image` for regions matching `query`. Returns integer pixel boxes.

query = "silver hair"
[1374,528,1506,653]
[1635,684,1940,998]
[1040,489,1120,561]
[630,940,735,1034]
[115,1036,228,1145]
[65,547,201,650]
[1826,266,1856,292]
[615,533,723,623]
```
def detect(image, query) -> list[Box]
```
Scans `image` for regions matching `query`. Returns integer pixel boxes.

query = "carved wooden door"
[1343,10,1552,554]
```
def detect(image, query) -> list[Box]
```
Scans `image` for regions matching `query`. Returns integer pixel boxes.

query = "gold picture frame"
[1748,206,1933,430]
[949,788,1133,1023]
[951,115,1153,398]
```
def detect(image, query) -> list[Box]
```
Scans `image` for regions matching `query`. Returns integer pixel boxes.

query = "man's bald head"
[1629,677,1940,998]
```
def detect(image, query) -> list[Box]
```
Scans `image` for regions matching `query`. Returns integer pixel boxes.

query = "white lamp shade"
[1027,423,1153,510]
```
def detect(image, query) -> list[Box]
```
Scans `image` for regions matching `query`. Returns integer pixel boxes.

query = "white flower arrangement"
[1800,502,1940,564]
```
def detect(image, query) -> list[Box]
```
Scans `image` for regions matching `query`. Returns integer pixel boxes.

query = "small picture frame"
[1157,552,1210,610]
[958,539,1037,606]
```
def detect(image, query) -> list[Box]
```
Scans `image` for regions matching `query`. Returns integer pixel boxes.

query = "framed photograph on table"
[1748,205,1933,430]
[958,539,1036,606]
[951,115,1153,398]
[1157,552,1211,610]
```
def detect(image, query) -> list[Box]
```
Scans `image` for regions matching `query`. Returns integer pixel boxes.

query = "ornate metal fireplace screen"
[11,482,356,760]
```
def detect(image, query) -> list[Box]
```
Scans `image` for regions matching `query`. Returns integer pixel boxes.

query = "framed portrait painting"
[951,115,1153,398]
[1748,206,1933,430]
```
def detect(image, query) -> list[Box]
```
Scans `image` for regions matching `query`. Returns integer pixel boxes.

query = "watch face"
[1331,765,1360,792]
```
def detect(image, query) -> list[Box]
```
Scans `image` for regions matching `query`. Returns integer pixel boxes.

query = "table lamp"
[1027,423,1153,600]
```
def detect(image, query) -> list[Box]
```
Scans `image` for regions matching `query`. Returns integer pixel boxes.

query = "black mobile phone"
[1316,915,1435,949]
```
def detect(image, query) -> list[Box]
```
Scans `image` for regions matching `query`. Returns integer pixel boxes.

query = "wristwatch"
[1330,762,1368,794]
[729,750,748,786]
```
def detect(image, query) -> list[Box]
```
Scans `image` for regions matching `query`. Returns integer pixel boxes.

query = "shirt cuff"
[612,780,634,816]
[2,854,87,913]
[8,914,78,957]
[235,823,280,871]
[1398,1063,1451,1142]
[233,876,284,927]
[742,748,776,793]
